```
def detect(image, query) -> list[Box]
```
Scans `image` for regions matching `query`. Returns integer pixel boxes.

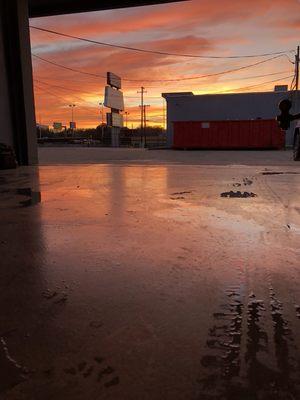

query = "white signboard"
[107,72,121,90]
[104,86,124,111]
[107,112,124,127]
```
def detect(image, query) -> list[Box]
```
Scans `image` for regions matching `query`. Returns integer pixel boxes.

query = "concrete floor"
[38,147,297,166]
[1,149,300,399]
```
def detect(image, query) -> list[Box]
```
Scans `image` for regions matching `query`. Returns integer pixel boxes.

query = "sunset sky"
[30,0,300,129]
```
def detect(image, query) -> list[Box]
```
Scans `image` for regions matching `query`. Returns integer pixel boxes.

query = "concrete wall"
[0,0,38,165]
[165,91,299,147]
[0,15,14,147]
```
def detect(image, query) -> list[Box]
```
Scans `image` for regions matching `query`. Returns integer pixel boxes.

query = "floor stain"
[221,191,257,198]
[243,178,253,186]
[0,338,27,393]
[170,191,193,196]
[261,171,300,176]
[63,356,119,389]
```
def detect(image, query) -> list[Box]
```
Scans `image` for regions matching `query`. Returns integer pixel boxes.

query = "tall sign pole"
[104,72,124,147]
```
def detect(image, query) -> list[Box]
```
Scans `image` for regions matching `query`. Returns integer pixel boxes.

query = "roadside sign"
[107,112,123,127]
[104,86,124,111]
[70,121,76,129]
[53,122,62,130]
[107,72,121,90]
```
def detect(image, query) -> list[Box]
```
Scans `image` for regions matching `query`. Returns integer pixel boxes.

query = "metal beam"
[29,0,187,18]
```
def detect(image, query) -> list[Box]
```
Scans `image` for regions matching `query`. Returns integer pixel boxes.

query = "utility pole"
[143,105,150,147]
[137,87,147,147]
[296,45,299,91]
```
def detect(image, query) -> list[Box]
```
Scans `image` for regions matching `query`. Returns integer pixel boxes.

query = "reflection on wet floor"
[0,164,300,400]
[199,284,300,399]
[0,338,27,393]
[17,188,41,207]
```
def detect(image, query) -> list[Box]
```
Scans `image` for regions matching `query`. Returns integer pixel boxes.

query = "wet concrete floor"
[0,162,300,399]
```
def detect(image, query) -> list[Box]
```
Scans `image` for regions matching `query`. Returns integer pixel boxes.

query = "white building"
[162,90,299,147]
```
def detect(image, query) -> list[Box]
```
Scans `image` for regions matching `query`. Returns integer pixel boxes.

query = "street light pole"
[99,102,104,124]
[125,111,129,128]
[69,104,76,135]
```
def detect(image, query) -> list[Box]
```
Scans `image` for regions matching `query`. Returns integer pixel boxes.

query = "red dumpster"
[173,119,284,150]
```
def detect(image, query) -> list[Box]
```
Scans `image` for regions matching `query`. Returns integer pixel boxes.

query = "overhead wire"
[218,75,294,93]
[32,54,105,78]
[34,79,101,106]
[30,26,294,59]
[32,53,289,84]
[31,26,296,125]
[34,83,100,114]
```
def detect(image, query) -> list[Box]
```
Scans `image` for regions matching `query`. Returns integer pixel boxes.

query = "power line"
[32,52,288,84]
[34,83,98,113]
[218,75,294,93]
[34,77,163,99]
[34,78,100,106]
[220,70,292,82]
[34,70,292,99]
[30,25,293,59]
[124,55,288,82]
[32,54,105,78]
[35,78,93,94]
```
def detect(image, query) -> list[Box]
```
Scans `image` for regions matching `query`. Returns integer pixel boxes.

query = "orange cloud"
[30,0,298,128]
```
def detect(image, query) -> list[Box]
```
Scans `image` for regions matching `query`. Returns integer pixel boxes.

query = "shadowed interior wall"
[0,14,14,148]
[0,0,38,165]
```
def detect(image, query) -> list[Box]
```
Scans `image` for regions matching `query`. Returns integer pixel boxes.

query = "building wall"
[0,15,14,147]
[0,0,38,165]
[165,91,299,147]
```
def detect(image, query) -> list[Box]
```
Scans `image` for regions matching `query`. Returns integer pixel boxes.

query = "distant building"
[162,90,300,147]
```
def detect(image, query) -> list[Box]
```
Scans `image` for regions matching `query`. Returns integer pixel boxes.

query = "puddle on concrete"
[62,356,119,389]
[243,178,253,186]
[286,224,300,234]
[170,196,185,200]
[221,191,257,198]
[17,188,41,207]
[169,191,193,200]
[262,172,300,176]
[0,338,26,393]
[170,191,193,196]
[232,178,253,188]
[198,283,300,399]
